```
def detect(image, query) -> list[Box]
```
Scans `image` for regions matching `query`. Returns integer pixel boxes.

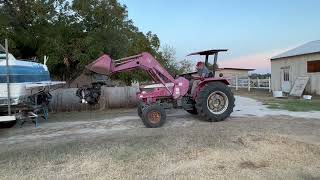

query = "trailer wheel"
[0,121,17,129]
[195,82,234,122]
[141,105,166,128]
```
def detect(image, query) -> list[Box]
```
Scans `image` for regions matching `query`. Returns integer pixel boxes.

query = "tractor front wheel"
[195,82,234,122]
[141,105,166,128]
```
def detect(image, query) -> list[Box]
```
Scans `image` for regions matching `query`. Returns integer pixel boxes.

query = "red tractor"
[79,49,234,128]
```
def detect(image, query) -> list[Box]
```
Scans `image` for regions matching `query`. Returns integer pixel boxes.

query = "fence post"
[268,76,271,92]
[248,77,251,92]
[235,75,238,91]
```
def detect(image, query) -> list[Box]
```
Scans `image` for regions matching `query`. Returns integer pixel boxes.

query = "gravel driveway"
[0,96,319,180]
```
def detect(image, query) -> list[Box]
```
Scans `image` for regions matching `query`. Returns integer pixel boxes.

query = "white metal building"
[271,40,320,95]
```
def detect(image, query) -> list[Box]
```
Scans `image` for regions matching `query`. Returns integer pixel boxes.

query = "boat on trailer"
[0,43,64,127]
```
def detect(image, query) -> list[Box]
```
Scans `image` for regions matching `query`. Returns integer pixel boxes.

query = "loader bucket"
[85,54,114,75]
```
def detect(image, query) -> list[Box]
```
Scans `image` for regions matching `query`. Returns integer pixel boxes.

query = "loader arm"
[86,52,188,97]
[113,53,175,84]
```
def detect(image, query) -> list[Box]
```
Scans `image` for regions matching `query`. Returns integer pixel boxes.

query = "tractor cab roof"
[185,49,228,74]
[187,49,228,56]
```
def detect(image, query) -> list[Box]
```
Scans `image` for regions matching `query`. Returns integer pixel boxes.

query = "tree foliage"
[0,0,188,85]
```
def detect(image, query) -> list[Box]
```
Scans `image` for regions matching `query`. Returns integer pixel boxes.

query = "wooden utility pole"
[5,39,11,115]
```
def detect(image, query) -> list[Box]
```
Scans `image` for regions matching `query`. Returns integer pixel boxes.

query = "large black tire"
[0,121,17,129]
[141,105,166,128]
[195,82,235,122]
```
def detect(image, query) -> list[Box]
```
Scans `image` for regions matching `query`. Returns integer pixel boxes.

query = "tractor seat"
[208,72,214,78]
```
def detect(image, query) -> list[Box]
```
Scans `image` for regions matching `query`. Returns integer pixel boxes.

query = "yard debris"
[290,76,309,97]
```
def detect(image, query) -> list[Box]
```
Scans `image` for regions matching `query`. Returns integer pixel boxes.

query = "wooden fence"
[48,77,271,112]
[49,86,139,112]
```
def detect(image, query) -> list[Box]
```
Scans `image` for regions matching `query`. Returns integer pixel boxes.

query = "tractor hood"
[85,54,114,75]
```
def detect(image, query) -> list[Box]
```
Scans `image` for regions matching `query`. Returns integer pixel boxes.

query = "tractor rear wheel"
[141,105,166,128]
[195,82,234,122]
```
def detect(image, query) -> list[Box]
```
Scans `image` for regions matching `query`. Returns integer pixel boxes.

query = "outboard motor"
[76,82,105,105]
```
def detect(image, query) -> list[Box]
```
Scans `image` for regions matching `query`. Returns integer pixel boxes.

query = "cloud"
[219,47,294,73]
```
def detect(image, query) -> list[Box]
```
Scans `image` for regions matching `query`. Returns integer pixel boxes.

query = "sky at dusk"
[119,0,320,73]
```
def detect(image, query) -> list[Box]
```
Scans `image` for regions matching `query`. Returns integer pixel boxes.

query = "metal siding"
[271,53,320,95]
[271,59,286,91]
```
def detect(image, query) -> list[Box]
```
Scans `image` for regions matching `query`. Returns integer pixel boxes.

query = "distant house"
[271,40,320,95]
[216,68,255,78]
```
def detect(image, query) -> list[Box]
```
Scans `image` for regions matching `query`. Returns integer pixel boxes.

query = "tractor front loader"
[77,50,234,128]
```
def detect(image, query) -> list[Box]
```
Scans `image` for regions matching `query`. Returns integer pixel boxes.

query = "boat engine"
[76,82,105,105]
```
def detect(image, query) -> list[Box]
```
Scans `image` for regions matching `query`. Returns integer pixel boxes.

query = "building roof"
[271,40,320,60]
[217,67,255,71]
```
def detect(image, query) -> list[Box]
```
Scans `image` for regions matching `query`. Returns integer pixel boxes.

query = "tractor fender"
[193,78,230,100]
[199,78,230,86]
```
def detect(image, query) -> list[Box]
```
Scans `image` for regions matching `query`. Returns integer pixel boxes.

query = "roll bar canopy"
[187,49,228,73]
[187,49,228,56]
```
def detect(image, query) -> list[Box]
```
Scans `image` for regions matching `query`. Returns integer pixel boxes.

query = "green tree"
[178,59,193,74]
[0,0,183,85]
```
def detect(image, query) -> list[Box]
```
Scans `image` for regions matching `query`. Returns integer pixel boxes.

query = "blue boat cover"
[0,53,50,83]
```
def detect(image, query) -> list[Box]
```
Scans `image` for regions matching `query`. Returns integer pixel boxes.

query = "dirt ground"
[0,95,320,180]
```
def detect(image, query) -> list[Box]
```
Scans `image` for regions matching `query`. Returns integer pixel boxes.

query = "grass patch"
[266,103,281,109]
[265,99,320,112]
